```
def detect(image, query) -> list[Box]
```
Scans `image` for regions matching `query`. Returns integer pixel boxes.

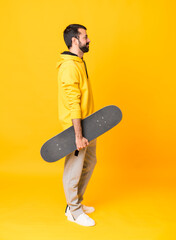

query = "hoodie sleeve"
[60,61,82,119]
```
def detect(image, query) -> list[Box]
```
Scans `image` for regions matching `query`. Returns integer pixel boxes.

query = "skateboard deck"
[40,105,122,162]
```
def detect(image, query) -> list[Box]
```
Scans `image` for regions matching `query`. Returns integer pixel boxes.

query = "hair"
[63,24,87,49]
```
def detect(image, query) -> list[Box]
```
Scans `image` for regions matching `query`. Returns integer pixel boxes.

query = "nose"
[87,38,91,43]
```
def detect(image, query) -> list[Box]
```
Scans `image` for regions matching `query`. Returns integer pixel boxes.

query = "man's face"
[76,28,90,53]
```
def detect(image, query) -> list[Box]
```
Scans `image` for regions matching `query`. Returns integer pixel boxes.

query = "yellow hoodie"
[56,51,94,130]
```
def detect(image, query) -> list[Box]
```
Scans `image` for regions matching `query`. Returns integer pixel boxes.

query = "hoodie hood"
[56,51,83,69]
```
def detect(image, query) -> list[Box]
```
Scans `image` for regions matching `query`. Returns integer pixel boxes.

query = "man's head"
[63,24,90,53]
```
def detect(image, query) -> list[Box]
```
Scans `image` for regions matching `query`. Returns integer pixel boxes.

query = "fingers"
[76,138,89,150]
[85,139,89,146]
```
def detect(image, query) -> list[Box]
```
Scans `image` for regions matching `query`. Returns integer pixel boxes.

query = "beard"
[78,41,89,53]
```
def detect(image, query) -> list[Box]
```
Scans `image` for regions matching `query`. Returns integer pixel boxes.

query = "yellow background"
[1,0,176,239]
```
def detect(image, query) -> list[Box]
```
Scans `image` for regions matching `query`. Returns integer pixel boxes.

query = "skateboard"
[40,105,122,162]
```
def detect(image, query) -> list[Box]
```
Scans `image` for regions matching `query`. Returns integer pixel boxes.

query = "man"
[56,24,97,227]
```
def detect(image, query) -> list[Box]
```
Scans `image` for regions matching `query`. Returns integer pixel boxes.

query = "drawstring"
[82,60,89,79]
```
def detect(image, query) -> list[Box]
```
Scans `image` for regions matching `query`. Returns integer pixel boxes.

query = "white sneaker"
[82,205,95,214]
[66,207,95,226]
[65,205,95,216]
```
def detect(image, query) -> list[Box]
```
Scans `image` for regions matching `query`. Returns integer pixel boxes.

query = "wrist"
[76,134,83,139]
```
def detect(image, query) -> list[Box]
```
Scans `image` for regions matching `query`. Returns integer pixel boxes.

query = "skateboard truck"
[75,150,79,156]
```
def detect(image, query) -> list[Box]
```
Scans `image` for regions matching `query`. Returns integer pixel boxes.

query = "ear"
[72,36,78,46]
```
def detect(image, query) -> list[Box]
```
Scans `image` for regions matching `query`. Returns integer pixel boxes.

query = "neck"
[69,48,84,59]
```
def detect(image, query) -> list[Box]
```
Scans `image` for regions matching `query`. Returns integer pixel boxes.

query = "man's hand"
[72,118,89,150]
[76,136,89,150]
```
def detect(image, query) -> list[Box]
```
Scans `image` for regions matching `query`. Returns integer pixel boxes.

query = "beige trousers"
[63,138,97,219]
